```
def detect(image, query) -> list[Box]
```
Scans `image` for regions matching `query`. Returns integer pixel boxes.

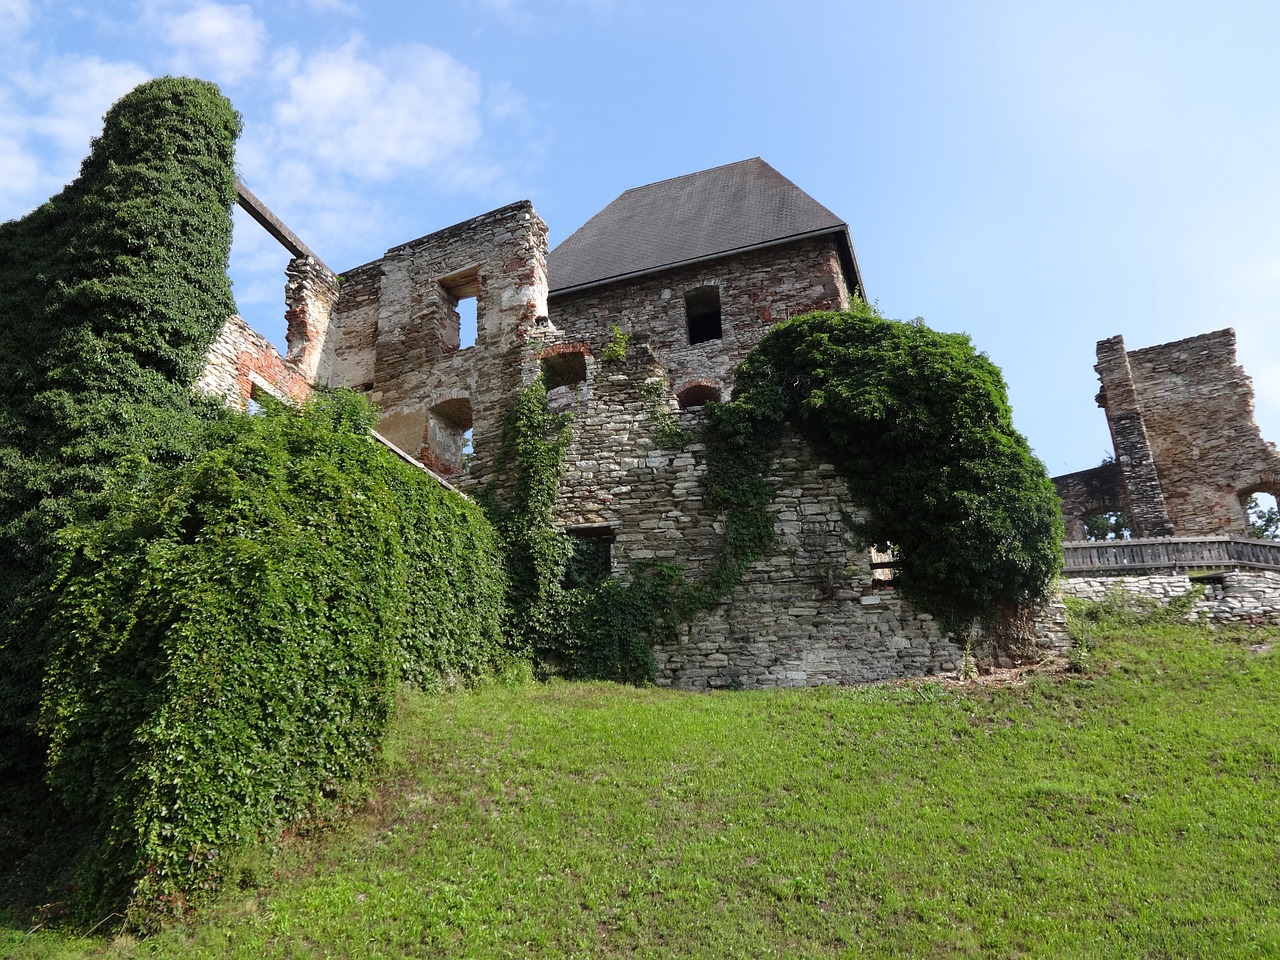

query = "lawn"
[5,622,1280,958]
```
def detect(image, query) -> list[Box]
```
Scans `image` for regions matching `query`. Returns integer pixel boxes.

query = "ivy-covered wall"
[0,77,243,915]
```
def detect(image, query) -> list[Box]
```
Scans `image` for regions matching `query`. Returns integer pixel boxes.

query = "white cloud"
[0,0,32,36]
[272,38,482,180]
[18,56,152,155]
[152,1,268,84]
[1,55,151,214]
[299,0,361,14]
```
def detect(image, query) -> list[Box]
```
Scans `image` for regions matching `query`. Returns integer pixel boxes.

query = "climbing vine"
[39,392,510,928]
[722,303,1063,632]
[484,378,662,683]
[0,77,243,918]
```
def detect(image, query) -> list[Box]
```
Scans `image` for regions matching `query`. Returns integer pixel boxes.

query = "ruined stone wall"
[196,313,313,410]
[1092,336,1174,537]
[197,254,338,411]
[324,202,551,482]
[1054,461,1125,541]
[535,335,967,690]
[548,236,850,403]
[1125,329,1280,536]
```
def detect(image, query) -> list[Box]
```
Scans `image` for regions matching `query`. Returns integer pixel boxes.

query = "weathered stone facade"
[219,161,1266,688]
[323,201,551,484]
[1056,329,1280,539]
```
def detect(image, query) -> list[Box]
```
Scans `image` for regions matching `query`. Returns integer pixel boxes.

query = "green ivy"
[0,77,242,912]
[38,392,510,928]
[722,304,1064,633]
[640,379,695,449]
[484,379,658,683]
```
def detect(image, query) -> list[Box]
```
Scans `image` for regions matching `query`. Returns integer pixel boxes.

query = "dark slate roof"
[548,158,861,295]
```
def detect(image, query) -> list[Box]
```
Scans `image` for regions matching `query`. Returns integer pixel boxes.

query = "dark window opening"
[542,351,588,391]
[685,286,722,345]
[676,382,721,409]
[562,526,615,589]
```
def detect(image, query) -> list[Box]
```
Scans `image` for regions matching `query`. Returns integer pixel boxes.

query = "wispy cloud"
[271,37,482,180]
[148,0,268,84]
[0,0,32,37]
[298,0,362,14]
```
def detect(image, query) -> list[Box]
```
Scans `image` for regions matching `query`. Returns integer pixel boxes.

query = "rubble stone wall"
[1125,329,1280,536]
[548,236,851,401]
[1060,570,1280,626]
[1093,335,1174,537]
[1053,461,1126,541]
[324,202,551,481]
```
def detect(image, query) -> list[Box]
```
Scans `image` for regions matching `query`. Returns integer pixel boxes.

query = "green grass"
[6,623,1280,958]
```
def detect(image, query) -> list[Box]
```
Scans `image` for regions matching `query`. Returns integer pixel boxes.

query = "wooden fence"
[1062,536,1280,574]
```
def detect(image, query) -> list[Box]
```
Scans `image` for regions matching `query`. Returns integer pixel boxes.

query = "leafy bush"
[721,303,1064,632]
[38,392,509,927]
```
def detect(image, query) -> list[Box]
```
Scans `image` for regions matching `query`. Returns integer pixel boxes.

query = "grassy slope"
[6,623,1280,959]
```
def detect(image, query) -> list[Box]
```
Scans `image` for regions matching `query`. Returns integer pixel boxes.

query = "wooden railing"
[1062,536,1280,574]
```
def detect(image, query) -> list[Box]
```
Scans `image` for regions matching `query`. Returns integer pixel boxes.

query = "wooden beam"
[234,179,331,273]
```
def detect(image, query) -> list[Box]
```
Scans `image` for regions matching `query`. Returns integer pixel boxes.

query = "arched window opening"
[675,381,721,409]
[685,286,722,345]
[422,396,474,477]
[1245,491,1280,540]
[1082,509,1132,541]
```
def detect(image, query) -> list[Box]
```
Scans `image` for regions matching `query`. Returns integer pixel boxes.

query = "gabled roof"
[548,158,862,296]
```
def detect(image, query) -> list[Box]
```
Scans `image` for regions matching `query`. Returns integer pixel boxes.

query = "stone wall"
[1060,570,1280,626]
[1092,335,1174,537]
[324,201,551,482]
[1053,461,1125,541]
[548,236,850,403]
[197,253,338,411]
[1125,329,1280,535]
[196,313,312,410]
[1058,328,1280,539]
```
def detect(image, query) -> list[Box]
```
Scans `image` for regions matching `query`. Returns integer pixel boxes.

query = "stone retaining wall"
[1059,569,1280,626]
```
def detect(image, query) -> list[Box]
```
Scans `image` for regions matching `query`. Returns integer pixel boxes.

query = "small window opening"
[685,286,722,345]
[562,526,615,589]
[441,267,481,351]
[542,351,588,391]
[422,396,474,477]
[869,544,897,585]
[676,382,721,409]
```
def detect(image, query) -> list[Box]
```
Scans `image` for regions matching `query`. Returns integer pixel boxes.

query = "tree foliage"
[723,304,1063,632]
[1083,510,1132,541]
[1247,494,1280,540]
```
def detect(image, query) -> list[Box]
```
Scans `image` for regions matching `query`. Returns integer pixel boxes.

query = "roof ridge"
[616,157,766,196]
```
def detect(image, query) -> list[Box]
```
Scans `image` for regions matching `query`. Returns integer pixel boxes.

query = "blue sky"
[3,0,1279,478]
